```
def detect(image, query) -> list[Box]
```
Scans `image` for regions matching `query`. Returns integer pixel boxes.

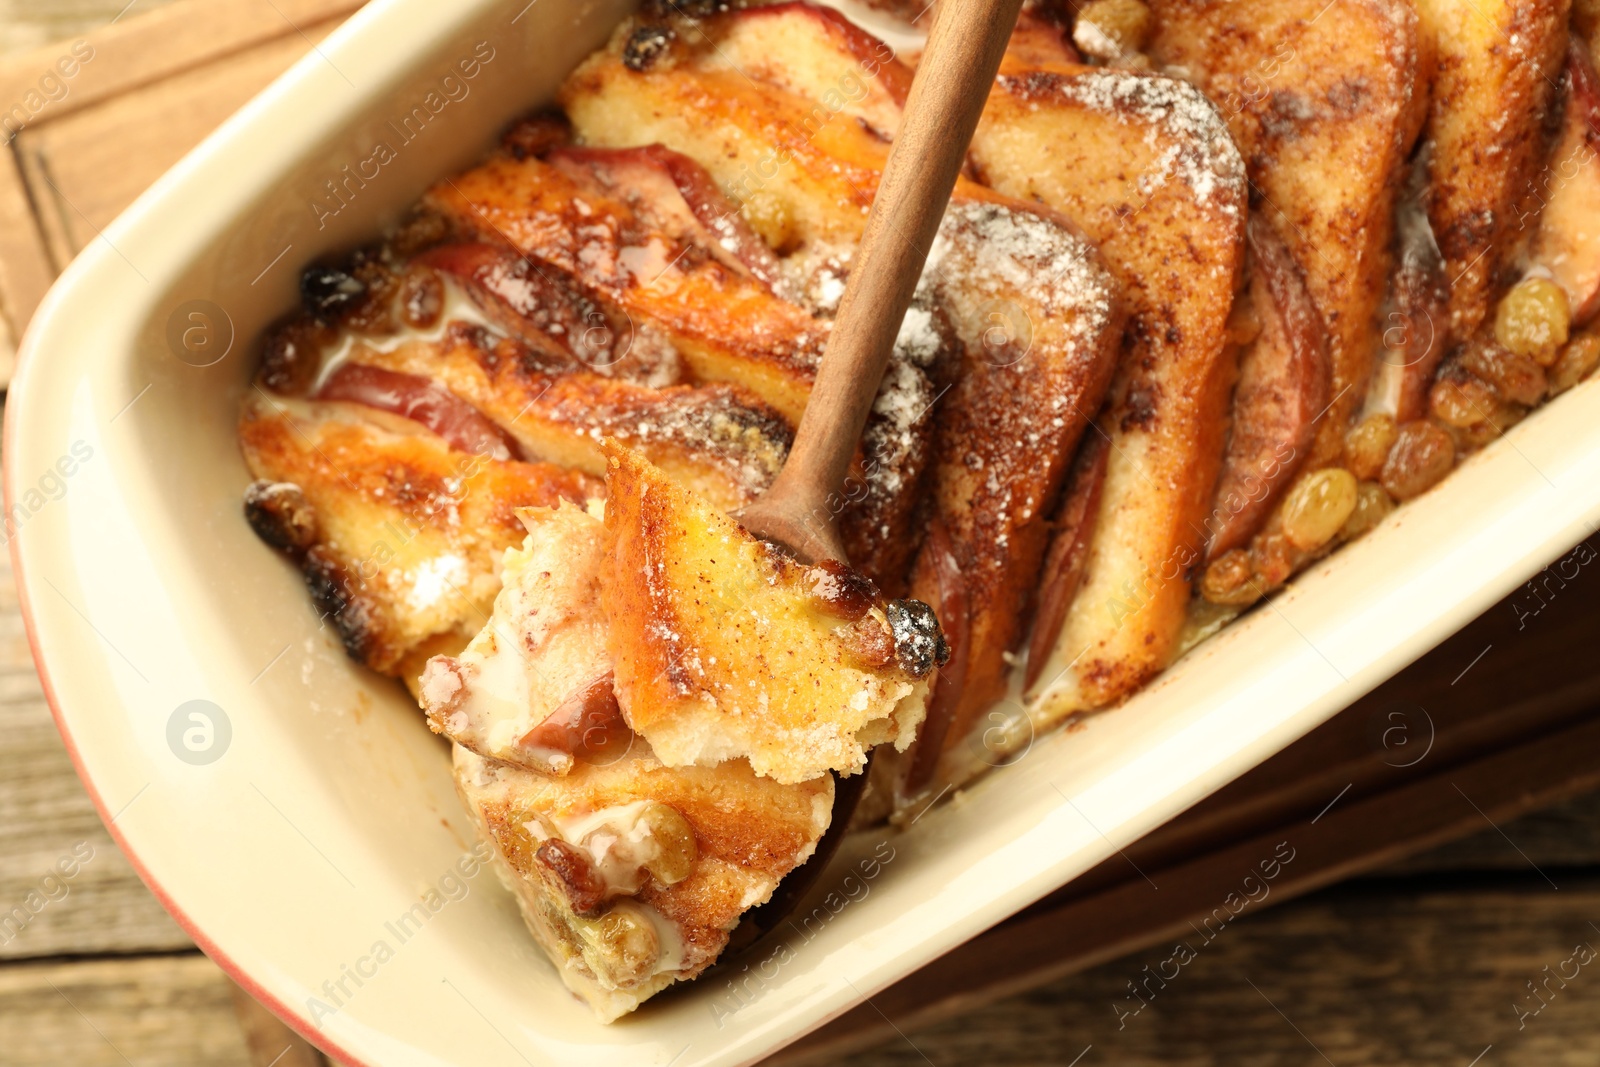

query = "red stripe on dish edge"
[3,366,376,1067]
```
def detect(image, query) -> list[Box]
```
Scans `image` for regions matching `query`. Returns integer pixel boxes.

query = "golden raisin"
[1430,373,1499,430]
[1381,421,1456,501]
[1494,277,1570,364]
[576,902,660,986]
[639,802,697,887]
[1280,468,1359,551]
[1457,402,1527,451]
[1201,549,1260,606]
[1074,0,1153,57]
[1461,337,1547,405]
[1344,415,1398,481]
[1340,481,1394,542]
[1250,531,1297,590]
[1549,332,1600,396]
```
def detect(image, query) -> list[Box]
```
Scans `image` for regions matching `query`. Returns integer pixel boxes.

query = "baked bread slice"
[901,193,1125,787]
[1149,0,1431,466]
[561,17,903,255]
[316,320,791,513]
[422,487,836,1019]
[562,17,1126,788]
[238,393,598,682]
[601,444,944,784]
[424,148,827,424]
[964,62,1248,732]
[1415,0,1569,345]
[454,743,832,1021]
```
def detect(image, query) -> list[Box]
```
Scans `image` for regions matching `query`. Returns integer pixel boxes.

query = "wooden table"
[2,3,1600,1065]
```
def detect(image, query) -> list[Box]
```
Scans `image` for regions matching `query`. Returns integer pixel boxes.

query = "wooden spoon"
[737,0,1024,564]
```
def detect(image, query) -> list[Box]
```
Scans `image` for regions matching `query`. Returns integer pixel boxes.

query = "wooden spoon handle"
[746,0,1023,561]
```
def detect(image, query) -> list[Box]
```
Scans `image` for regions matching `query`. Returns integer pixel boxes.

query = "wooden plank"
[0,116,52,383]
[0,0,362,126]
[1377,789,1600,876]
[0,0,362,383]
[0,954,253,1067]
[231,978,330,1067]
[0,1,182,58]
[831,882,1600,1067]
[15,15,346,266]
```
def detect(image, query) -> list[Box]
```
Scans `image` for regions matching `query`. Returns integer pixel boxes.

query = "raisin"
[1340,481,1394,542]
[1493,277,1569,364]
[622,25,675,71]
[1250,531,1296,590]
[886,599,949,678]
[1279,468,1358,551]
[577,903,660,986]
[1201,549,1260,606]
[300,266,366,321]
[243,480,316,554]
[1344,415,1398,481]
[1460,335,1546,406]
[637,803,697,887]
[1549,332,1600,396]
[1430,371,1499,429]
[1381,421,1455,501]
[257,317,331,395]
[399,266,444,329]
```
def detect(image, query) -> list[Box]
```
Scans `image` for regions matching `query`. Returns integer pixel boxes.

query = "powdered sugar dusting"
[863,357,934,501]
[1056,70,1245,216]
[925,199,1115,348]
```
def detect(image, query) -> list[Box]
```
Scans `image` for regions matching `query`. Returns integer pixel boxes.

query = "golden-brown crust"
[238,395,598,676]
[561,38,894,251]
[337,324,791,512]
[1150,0,1431,466]
[1415,0,1569,344]
[567,19,1133,757]
[908,195,1124,746]
[425,152,827,423]
[454,744,831,1019]
[966,63,1247,725]
[685,2,913,140]
[600,444,927,784]
[560,27,956,590]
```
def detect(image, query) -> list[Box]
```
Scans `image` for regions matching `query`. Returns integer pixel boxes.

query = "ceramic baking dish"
[8,0,1600,1063]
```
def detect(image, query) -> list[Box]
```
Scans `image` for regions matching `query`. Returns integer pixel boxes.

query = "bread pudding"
[239,0,1600,1018]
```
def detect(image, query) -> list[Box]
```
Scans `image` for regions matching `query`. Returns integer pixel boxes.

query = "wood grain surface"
[1,3,1598,1067]
[0,0,360,383]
